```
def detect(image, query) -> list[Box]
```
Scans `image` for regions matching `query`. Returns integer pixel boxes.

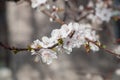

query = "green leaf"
[102,45,106,49]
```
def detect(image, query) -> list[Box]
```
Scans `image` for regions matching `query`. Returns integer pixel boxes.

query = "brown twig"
[75,13,90,22]
[85,38,120,57]
[0,42,28,51]
[0,42,59,53]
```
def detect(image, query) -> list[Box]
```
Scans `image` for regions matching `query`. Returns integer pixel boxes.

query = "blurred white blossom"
[114,46,120,55]
[87,0,94,8]
[95,8,113,22]
[79,5,84,11]
[31,0,47,8]
[115,69,120,76]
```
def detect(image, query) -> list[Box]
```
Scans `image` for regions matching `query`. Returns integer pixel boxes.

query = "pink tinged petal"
[40,49,57,64]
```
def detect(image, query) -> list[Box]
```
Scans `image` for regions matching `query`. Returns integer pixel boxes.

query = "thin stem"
[0,42,28,51]
[75,13,90,22]
[41,10,65,25]
[0,42,59,53]
[85,38,120,57]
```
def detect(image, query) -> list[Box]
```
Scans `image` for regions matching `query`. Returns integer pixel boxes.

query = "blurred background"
[0,0,120,80]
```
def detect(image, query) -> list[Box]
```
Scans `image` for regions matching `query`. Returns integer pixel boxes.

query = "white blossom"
[31,39,41,55]
[63,23,82,48]
[95,8,113,22]
[39,49,57,64]
[79,5,84,11]
[86,0,114,23]
[51,23,73,41]
[61,23,80,52]
[40,36,56,48]
[87,0,94,8]
[62,37,73,53]
[114,46,120,55]
[96,0,105,8]
[61,22,99,52]
[56,45,71,54]
[31,39,41,48]
[32,49,57,64]
[31,0,47,8]
[115,69,120,76]
[87,14,102,24]
[89,42,99,51]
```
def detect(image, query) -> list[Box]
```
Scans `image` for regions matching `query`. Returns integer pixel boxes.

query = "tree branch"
[0,42,28,51]
[85,38,120,57]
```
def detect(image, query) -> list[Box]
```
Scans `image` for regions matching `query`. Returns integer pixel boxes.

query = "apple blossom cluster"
[30,22,100,64]
[29,0,120,65]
